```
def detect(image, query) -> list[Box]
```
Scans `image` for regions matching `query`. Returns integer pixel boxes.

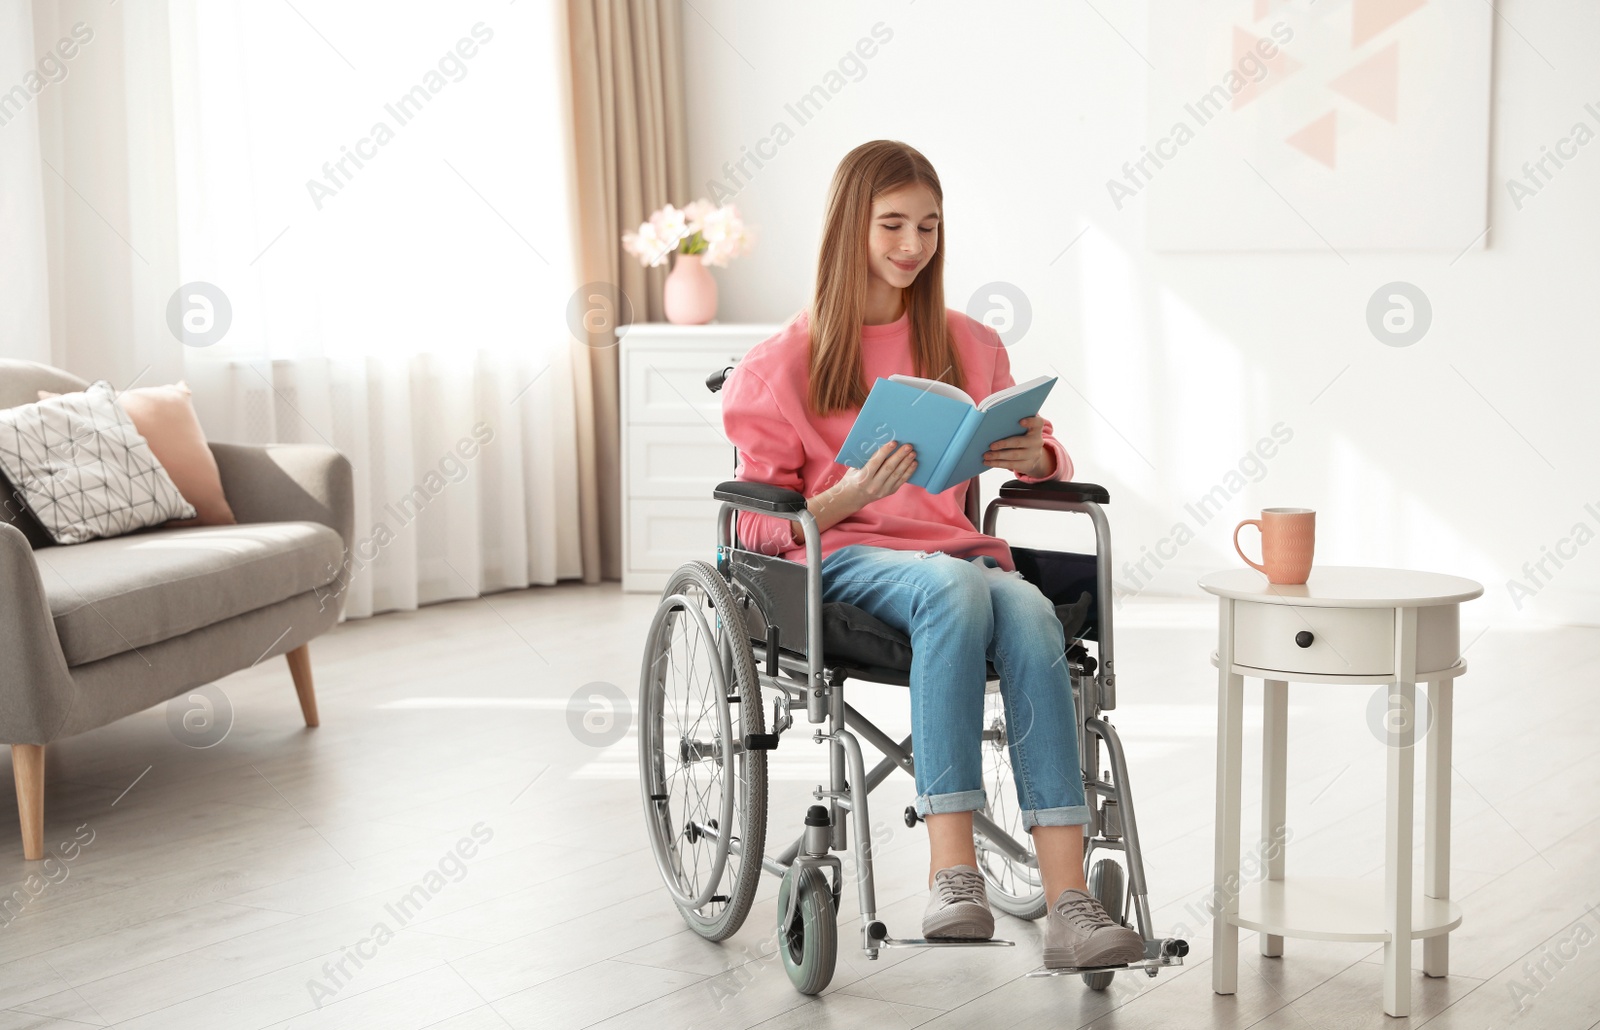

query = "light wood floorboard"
[0,584,1591,1029]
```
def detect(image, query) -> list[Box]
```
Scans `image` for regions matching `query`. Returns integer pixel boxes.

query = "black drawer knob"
[1295,631,1314,648]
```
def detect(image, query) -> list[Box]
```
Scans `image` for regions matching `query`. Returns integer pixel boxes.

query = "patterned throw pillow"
[0,381,197,545]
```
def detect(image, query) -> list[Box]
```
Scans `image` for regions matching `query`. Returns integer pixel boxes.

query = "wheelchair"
[635,367,1188,996]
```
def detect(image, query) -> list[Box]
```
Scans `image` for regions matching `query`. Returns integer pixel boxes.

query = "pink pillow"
[39,382,236,527]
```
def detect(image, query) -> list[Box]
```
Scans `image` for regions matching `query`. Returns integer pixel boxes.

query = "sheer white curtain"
[164,1,585,617]
[0,0,51,364]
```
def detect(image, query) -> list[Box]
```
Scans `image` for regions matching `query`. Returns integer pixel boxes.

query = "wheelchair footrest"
[876,937,1015,949]
[1022,941,1187,977]
[742,733,780,751]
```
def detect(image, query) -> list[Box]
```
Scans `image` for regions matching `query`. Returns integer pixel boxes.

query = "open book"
[834,374,1057,494]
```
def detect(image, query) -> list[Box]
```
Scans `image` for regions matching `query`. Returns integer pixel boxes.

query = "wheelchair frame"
[702,477,1189,976]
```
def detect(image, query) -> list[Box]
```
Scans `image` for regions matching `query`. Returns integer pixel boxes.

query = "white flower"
[653,205,689,247]
[682,199,713,234]
[702,206,752,267]
[622,220,673,267]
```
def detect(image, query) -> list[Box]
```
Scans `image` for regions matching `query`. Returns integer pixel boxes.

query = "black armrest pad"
[714,481,808,513]
[998,480,1111,505]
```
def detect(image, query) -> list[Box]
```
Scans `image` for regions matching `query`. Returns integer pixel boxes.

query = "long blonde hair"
[807,140,965,416]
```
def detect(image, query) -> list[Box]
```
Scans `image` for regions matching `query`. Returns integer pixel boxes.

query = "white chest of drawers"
[617,323,781,593]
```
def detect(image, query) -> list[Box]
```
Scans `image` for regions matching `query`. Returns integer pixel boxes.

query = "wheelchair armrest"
[997,480,1111,505]
[714,480,808,514]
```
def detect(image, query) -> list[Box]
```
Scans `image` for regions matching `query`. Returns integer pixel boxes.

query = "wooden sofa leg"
[12,744,43,861]
[286,644,320,728]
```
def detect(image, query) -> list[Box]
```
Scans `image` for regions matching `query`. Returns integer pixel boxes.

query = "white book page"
[976,375,1051,412]
[887,374,973,407]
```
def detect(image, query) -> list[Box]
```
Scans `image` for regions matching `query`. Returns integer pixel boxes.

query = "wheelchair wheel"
[976,689,1047,919]
[776,865,837,995]
[638,560,767,942]
[1082,858,1126,990]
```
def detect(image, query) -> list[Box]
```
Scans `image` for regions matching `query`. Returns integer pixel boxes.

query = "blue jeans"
[820,543,1091,829]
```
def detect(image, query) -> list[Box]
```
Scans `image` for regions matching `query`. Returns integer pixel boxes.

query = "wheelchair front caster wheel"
[1083,857,1126,991]
[776,866,837,995]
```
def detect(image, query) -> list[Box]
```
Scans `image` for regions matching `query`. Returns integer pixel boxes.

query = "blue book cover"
[834,374,1057,494]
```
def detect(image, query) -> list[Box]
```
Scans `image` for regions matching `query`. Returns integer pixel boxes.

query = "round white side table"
[1198,566,1483,1018]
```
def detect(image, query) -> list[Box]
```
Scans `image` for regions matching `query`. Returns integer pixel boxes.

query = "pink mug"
[1233,508,1315,585]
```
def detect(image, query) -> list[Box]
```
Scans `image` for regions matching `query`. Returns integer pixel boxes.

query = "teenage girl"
[720,140,1144,969]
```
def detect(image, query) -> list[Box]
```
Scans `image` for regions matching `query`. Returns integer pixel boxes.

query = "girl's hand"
[983,416,1053,478]
[793,441,917,546]
[834,440,917,509]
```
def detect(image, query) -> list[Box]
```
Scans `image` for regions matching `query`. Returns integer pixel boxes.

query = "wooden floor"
[0,581,1595,1029]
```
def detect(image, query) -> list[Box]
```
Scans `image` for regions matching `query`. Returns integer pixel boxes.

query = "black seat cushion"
[821,591,1092,679]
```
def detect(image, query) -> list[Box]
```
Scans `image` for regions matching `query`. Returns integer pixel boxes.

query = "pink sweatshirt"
[720,307,1074,572]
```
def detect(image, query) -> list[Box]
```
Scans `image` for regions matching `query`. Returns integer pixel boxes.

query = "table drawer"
[1233,602,1395,676]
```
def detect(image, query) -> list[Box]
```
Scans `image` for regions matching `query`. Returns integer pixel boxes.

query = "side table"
[1199,566,1483,1017]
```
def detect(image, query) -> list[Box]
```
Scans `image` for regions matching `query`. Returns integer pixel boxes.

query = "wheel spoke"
[977,694,1042,909]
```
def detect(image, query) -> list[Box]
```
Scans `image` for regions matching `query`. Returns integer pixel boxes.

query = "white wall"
[681,0,1600,625]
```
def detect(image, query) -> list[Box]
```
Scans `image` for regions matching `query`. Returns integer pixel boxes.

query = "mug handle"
[1233,519,1267,575]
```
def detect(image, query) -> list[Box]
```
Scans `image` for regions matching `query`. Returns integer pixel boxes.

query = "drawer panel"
[624,348,744,425]
[627,424,734,498]
[1233,602,1394,676]
[626,497,722,583]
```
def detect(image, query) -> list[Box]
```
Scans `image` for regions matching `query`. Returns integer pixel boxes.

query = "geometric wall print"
[1331,43,1400,122]
[1145,0,1493,250]
[1352,0,1428,48]
[1286,111,1340,169]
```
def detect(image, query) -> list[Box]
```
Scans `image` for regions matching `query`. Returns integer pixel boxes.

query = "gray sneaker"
[1042,887,1145,968]
[922,865,995,940]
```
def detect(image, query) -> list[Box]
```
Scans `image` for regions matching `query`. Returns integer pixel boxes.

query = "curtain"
[0,0,53,364]
[157,1,588,617]
[564,0,690,582]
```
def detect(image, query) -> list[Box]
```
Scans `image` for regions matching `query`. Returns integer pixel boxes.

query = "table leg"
[1260,678,1288,958]
[1424,676,1453,977]
[1384,607,1419,1017]
[1213,598,1244,996]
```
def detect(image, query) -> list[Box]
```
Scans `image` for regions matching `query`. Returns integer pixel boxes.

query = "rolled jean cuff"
[914,789,988,817]
[1022,804,1093,830]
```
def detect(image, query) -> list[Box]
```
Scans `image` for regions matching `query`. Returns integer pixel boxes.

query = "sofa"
[0,360,354,858]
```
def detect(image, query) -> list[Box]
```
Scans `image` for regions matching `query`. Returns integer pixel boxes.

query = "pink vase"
[663,252,718,325]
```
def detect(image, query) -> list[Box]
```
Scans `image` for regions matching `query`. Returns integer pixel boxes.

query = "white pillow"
[0,381,197,544]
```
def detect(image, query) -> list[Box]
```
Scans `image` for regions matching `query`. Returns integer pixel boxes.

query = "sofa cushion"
[30,521,344,666]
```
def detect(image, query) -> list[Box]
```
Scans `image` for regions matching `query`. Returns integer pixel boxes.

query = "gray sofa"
[0,360,353,858]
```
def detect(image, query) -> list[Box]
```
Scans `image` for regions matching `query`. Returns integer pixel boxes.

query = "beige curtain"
[564,0,689,583]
